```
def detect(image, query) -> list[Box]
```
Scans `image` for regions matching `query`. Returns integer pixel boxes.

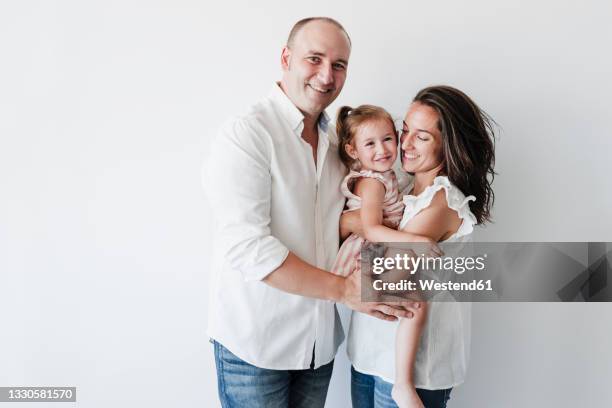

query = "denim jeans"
[213,340,334,408]
[351,366,452,408]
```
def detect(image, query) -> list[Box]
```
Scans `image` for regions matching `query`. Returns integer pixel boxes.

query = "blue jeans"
[351,366,452,408]
[213,340,334,408]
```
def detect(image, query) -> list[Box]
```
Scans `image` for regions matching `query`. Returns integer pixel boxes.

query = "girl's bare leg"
[391,302,427,408]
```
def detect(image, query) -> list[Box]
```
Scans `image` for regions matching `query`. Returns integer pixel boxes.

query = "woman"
[341,85,496,408]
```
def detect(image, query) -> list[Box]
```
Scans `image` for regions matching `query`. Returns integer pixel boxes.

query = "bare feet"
[391,382,424,408]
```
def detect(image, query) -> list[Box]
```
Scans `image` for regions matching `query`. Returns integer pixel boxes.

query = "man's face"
[280,21,351,118]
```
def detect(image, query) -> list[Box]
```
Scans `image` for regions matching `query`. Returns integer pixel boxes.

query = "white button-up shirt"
[204,83,347,370]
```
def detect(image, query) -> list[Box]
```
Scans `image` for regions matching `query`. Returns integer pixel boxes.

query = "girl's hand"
[340,209,363,239]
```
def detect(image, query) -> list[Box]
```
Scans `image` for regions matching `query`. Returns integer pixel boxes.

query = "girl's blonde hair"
[336,105,396,170]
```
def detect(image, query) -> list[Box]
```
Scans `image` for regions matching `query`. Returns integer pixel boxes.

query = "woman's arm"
[399,189,461,241]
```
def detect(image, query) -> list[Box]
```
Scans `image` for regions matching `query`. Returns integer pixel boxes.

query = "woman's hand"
[386,236,443,258]
[409,235,444,258]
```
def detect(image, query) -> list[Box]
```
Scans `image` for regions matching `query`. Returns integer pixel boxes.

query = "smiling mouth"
[307,84,333,94]
[375,156,392,162]
[403,153,420,160]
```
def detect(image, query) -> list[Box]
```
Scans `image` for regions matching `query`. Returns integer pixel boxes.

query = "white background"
[1,0,612,407]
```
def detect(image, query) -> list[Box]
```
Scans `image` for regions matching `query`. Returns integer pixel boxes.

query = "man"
[205,17,413,407]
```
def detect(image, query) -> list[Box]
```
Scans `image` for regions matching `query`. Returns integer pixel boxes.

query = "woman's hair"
[412,85,496,224]
[336,104,396,170]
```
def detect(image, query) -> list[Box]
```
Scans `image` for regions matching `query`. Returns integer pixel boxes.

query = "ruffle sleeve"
[400,176,477,238]
[341,169,392,202]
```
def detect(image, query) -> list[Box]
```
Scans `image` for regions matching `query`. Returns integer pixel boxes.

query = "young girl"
[332,105,437,408]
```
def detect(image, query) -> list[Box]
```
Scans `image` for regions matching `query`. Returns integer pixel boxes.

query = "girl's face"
[400,103,444,175]
[345,118,398,172]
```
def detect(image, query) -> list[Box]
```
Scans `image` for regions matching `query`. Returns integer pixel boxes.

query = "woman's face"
[400,102,444,175]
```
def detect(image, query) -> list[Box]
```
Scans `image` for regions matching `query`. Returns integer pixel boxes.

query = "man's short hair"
[286,17,351,48]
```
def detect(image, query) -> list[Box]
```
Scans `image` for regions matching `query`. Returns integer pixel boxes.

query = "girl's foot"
[391,382,424,408]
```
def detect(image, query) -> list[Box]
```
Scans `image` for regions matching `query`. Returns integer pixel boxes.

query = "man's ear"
[280,46,291,71]
[345,143,358,160]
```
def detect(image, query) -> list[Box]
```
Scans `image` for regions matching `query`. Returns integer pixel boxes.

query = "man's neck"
[301,119,319,165]
[302,114,320,135]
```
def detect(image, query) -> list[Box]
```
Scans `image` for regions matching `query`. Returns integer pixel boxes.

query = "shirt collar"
[319,109,330,133]
[269,82,330,134]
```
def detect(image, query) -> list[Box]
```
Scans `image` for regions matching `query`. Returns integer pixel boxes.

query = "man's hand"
[340,266,421,321]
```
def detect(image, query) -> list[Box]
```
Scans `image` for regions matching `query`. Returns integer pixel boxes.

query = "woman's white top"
[347,176,477,389]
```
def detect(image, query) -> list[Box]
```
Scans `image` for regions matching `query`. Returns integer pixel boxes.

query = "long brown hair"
[412,85,496,224]
[336,105,395,170]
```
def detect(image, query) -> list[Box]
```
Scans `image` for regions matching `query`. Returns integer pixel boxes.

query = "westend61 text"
[373,279,493,292]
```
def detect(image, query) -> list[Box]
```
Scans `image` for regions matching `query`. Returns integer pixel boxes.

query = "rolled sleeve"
[205,118,289,281]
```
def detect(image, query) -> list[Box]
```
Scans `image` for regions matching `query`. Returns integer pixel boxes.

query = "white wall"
[1,1,611,407]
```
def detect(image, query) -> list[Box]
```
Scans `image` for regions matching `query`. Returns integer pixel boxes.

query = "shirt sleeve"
[204,117,290,281]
